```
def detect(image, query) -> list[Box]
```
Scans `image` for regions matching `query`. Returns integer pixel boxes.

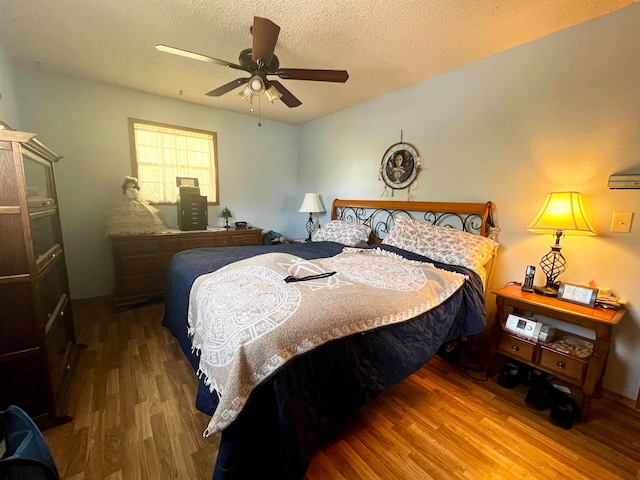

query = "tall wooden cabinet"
[0,128,80,428]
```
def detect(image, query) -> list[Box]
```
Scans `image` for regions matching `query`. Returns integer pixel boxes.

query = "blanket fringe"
[197,367,223,398]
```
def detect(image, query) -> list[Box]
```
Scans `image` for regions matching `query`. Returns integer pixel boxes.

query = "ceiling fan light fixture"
[239,85,253,101]
[265,84,282,104]
[159,17,347,110]
[249,76,265,95]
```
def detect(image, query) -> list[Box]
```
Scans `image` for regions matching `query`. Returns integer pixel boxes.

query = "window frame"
[128,118,219,205]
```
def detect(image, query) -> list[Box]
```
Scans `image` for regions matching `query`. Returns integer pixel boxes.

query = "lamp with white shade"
[298,193,325,242]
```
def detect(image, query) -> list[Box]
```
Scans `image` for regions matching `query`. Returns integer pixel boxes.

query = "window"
[128,119,219,204]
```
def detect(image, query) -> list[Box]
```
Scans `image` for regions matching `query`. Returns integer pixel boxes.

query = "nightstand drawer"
[497,333,535,363]
[539,348,586,382]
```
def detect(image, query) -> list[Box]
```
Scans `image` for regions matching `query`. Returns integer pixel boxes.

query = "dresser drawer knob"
[512,345,520,352]
[557,362,565,369]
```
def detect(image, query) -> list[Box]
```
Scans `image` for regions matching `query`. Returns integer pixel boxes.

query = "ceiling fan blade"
[276,68,349,83]
[155,44,246,71]
[269,81,302,108]
[206,78,249,97]
[252,17,280,66]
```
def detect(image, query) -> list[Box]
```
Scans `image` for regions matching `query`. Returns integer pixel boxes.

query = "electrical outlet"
[611,212,633,233]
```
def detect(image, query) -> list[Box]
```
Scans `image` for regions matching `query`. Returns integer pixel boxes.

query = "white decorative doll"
[107,176,168,235]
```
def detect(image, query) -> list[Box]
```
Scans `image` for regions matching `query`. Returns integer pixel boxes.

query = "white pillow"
[312,220,371,247]
[382,216,498,270]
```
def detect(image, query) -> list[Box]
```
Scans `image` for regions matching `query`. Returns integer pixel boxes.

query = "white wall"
[11,65,299,299]
[298,5,640,400]
[0,46,21,128]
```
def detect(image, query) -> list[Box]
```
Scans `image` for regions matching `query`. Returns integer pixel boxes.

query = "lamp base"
[305,213,314,242]
[534,285,559,297]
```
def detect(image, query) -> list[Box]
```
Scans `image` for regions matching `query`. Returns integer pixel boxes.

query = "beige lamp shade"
[298,193,325,213]
[527,192,595,235]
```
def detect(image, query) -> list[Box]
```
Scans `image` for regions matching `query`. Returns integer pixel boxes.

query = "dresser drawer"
[180,235,230,249]
[539,348,586,382]
[120,273,167,297]
[231,232,260,246]
[115,237,163,255]
[120,253,174,276]
[497,333,535,363]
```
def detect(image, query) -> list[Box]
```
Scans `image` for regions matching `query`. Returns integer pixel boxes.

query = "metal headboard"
[331,199,496,244]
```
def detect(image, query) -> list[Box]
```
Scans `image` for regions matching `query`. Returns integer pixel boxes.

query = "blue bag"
[0,405,60,480]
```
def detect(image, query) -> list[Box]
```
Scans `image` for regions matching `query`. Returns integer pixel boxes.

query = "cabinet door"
[0,282,37,354]
[40,257,69,332]
[22,148,56,208]
[30,210,63,264]
[46,296,72,396]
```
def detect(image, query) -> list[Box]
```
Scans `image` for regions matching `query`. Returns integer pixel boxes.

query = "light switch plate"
[611,212,633,233]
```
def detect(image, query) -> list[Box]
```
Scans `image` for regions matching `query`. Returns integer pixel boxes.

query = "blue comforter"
[162,241,486,480]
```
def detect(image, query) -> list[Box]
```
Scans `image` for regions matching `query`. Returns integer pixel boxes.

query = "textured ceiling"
[0,0,635,125]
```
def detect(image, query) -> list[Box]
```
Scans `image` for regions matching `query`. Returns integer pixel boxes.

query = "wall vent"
[608,174,640,189]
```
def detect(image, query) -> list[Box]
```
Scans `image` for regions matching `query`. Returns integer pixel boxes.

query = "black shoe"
[525,373,560,410]
[497,361,524,389]
[549,395,582,429]
[521,367,539,388]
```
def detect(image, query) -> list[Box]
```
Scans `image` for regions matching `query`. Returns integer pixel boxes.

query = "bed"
[162,199,497,480]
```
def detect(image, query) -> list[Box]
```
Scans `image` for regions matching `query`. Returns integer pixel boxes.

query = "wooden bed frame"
[331,199,495,242]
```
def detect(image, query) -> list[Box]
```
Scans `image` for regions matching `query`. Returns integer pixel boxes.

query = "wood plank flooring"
[42,297,219,480]
[42,297,640,479]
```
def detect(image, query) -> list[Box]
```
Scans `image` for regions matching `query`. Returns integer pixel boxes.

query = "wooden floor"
[43,297,640,479]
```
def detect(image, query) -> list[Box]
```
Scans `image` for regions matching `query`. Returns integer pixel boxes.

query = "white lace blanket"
[187,248,466,436]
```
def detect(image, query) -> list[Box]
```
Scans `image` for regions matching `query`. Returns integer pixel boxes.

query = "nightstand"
[489,285,625,418]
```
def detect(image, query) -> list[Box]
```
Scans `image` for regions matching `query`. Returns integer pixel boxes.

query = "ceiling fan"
[156,16,349,108]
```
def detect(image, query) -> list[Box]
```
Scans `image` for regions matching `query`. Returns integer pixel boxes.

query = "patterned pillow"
[382,216,498,271]
[312,220,371,247]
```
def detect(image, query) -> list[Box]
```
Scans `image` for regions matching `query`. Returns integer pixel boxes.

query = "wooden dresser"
[0,129,80,428]
[110,227,263,309]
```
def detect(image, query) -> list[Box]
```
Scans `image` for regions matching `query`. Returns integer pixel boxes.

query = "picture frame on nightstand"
[557,282,598,308]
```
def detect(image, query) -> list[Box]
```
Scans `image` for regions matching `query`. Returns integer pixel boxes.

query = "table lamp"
[220,206,232,229]
[298,193,325,242]
[526,192,595,296]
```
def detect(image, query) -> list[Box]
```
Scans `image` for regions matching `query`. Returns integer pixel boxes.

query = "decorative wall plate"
[379,140,421,197]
